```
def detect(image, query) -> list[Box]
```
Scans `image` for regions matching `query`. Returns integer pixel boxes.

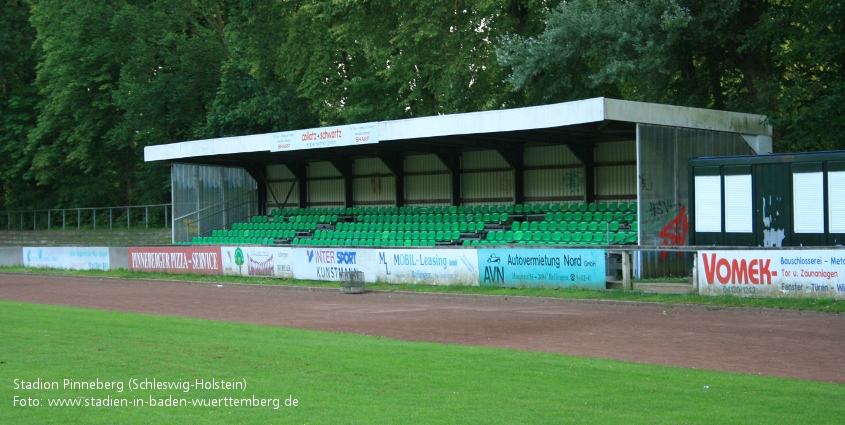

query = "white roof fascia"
[603,98,771,136]
[144,98,606,162]
[144,132,276,162]
[144,97,772,163]
[379,97,605,141]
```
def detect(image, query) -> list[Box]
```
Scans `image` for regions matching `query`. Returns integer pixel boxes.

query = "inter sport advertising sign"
[291,248,368,282]
[23,247,110,271]
[269,122,378,152]
[698,250,845,299]
[128,247,222,275]
[477,248,606,289]
[221,247,293,278]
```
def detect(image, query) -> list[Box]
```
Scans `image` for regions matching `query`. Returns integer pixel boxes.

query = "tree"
[753,0,845,151]
[0,1,44,209]
[280,0,550,124]
[497,0,845,151]
[201,0,318,138]
[498,0,776,110]
[26,0,228,207]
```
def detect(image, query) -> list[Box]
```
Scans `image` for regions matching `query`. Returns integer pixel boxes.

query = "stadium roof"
[144,97,772,167]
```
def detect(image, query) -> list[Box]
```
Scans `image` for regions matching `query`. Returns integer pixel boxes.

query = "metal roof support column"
[436,150,462,206]
[242,165,269,215]
[380,155,405,207]
[497,148,525,206]
[286,162,308,208]
[330,160,355,207]
[566,143,596,204]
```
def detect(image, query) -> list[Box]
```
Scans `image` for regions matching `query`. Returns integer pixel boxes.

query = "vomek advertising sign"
[698,250,845,299]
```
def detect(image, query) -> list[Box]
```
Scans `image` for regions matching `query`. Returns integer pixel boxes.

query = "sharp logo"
[701,253,777,285]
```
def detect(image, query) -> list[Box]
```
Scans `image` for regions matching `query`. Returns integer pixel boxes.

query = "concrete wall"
[0,247,23,266]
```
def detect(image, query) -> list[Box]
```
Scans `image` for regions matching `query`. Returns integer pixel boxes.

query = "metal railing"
[172,191,258,243]
[1,204,172,231]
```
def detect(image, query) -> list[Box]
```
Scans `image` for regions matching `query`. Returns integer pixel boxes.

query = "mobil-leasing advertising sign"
[23,247,110,271]
[698,250,845,299]
[128,247,222,275]
[477,248,606,289]
[365,248,479,285]
[292,248,369,282]
[270,122,378,152]
[221,246,293,278]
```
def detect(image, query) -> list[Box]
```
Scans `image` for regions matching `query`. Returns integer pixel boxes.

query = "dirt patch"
[1,273,843,383]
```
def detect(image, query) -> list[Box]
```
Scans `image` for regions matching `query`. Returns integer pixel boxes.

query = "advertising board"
[269,122,378,152]
[363,248,479,285]
[477,248,606,289]
[220,247,293,278]
[127,247,222,275]
[23,247,110,271]
[291,248,370,282]
[698,250,845,299]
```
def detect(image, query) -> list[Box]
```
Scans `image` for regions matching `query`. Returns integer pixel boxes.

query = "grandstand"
[185,202,638,247]
[148,97,771,277]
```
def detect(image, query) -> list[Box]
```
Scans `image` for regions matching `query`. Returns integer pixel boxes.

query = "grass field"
[1,301,842,424]
[2,266,843,313]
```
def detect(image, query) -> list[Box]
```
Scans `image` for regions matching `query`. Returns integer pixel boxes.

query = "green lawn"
[2,266,843,313]
[1,301,842,424]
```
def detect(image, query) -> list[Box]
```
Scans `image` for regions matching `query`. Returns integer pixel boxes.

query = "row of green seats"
[356,212,509,224]
[511,220,637,233]
[484,230,637,244]
[336,221,486,233]
[463,239,624,247]
[515,202,637,214]
[269,201,637,218]
[271,207,346,216]
[214,229,297,239]
[316,229,461,242]
[233,221,317,231]
[540,211,636,223]
[293,238,439,247]
[192,236,276,245]
[274,214,338,223]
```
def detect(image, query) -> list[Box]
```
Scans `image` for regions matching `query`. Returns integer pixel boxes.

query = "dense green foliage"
[1,0,843,209]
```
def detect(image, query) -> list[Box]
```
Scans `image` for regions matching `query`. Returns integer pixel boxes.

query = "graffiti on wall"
[658,206,689,260]
[562,171,583,193]
[646,200,681,218]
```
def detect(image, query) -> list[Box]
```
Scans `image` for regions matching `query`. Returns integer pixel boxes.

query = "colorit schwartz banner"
[221,247,293,278]
[698,250,845,299]
[270,122,378,152]
[128,247,222,275]
[477,248,606,289]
